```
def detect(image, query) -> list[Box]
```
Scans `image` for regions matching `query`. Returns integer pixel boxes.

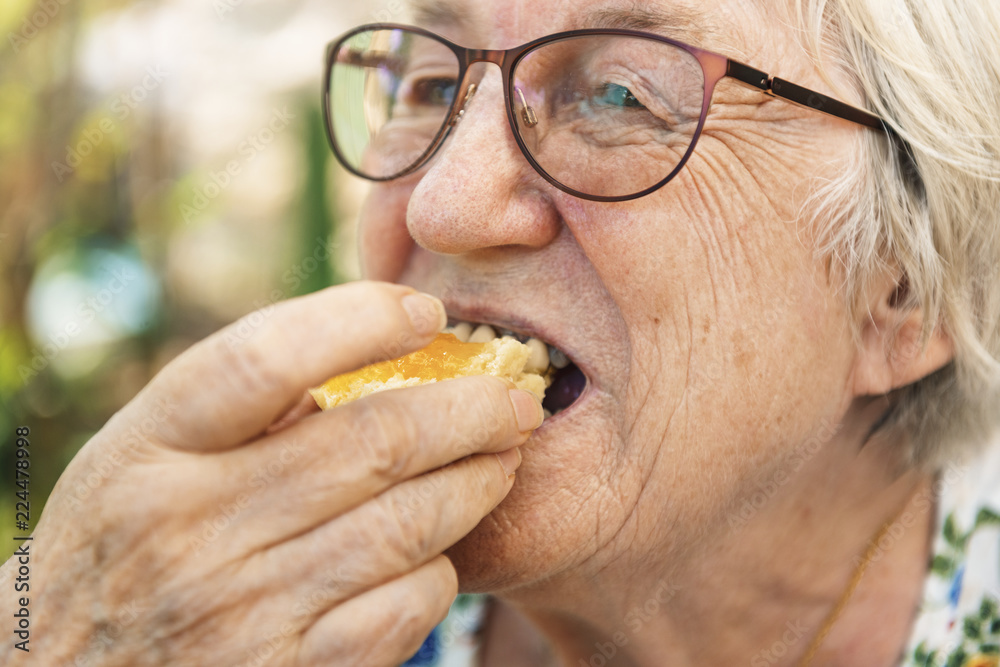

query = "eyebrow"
[409,0,720,46]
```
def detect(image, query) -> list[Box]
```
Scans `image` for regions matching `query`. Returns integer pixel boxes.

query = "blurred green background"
[0,0,401,560]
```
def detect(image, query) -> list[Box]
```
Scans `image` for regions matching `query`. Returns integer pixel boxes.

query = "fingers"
[266,391,321,435]
[296,555,458,667]
[207,375,540,550]
[258,448,516,621]
[118,282,446,452]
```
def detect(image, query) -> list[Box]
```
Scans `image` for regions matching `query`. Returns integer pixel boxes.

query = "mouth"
[445,318,588,418]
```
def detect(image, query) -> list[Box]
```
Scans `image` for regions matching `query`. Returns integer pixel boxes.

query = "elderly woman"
[4,0,1000,665]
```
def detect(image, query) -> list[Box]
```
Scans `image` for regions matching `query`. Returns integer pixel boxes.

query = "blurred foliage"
[0,0,350,560]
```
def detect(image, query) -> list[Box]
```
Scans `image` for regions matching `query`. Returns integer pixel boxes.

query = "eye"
[404,76,458,107]
[593,83,646,109]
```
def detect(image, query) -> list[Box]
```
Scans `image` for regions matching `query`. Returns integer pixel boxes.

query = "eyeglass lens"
[328,27,708,198]
[330,29,460,179]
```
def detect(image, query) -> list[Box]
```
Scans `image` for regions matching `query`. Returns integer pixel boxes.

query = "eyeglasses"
[322,23,887,202]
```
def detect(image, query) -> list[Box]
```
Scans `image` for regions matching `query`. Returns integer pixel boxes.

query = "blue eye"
[595,83,644,108]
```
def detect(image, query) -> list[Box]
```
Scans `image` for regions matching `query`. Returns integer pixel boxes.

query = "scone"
[310,333,549,410]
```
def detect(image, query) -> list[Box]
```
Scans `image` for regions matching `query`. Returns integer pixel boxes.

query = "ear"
[851,272,955,397]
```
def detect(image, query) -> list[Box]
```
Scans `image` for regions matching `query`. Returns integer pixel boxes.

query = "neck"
[485,406,935,667]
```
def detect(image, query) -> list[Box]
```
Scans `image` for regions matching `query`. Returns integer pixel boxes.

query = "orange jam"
[322,333,485,390]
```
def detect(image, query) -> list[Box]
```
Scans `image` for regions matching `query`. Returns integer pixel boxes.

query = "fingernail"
[495,447,522,478]
[508,389,544,432]
[402,292,446,336]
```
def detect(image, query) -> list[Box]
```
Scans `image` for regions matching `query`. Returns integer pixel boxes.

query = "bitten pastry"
[310,332,549,410]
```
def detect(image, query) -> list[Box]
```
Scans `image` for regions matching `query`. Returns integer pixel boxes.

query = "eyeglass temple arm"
[725,60,886,131]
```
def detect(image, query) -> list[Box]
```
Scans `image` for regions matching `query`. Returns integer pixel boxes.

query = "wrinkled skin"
[359,0,952,664]
[1,0,955,665]
[1,285,541,666]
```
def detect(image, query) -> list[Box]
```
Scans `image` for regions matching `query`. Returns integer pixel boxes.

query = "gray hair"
[795,0,1000,466]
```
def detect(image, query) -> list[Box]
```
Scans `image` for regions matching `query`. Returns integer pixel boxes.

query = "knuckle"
[370,492,434,566]
[467,453,508,497]
[211,329,289,401]
[347,399,417,480]
[350,282,403,325]
[444,377,512,454]
[347,284,425,362]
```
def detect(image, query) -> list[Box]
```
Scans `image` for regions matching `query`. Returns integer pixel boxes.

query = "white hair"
[795,0,1000,466]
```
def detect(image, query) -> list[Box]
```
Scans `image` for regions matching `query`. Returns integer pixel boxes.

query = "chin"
[406,279,636,596]
[445,387,625,596]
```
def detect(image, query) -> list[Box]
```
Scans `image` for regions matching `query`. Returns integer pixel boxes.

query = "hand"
[1,282,542,666]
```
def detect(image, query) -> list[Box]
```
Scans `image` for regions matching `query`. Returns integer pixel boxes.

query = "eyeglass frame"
[322,22,890,203]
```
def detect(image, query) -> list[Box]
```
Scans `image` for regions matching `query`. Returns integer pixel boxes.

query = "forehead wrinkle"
[582,4,721,46]
[408,0,756,61]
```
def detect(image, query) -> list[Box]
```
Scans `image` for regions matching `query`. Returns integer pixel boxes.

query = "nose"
[404,68,562,256]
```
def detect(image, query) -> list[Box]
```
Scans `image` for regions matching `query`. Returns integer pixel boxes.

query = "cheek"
[557,153,855,520]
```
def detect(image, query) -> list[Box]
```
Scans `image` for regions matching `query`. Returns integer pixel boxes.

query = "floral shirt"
[405,443,1000,667]
[402,594,487,667]
[904,442,1000,667]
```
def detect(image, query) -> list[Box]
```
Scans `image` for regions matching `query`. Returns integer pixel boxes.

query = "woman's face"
[358,0,866,591]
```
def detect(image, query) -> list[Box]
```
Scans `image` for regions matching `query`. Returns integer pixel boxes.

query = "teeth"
[448,319,572,378]
[450,322,473,342]
[524,338,549,374]
[468,324,497,343]
[548,346,570,369]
